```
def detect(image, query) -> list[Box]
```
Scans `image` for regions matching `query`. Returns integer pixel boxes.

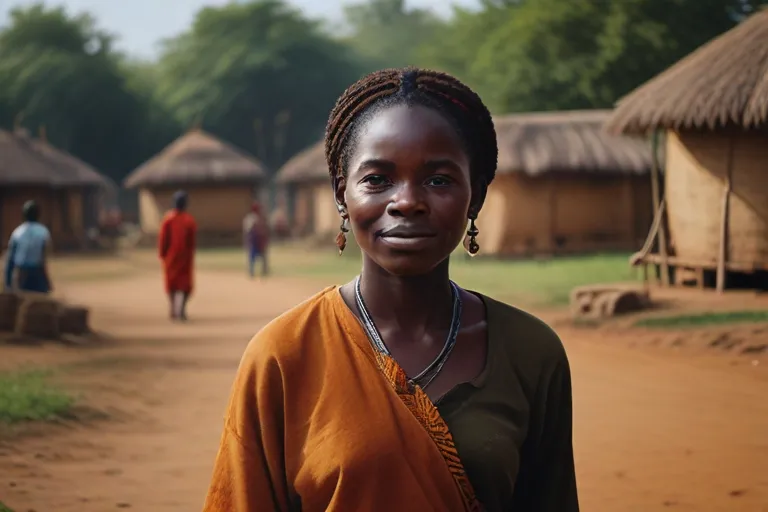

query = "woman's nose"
[385,182,428,217]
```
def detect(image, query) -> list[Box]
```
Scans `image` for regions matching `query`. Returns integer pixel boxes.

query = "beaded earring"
[464,217,480,257]
[336,207,349,256]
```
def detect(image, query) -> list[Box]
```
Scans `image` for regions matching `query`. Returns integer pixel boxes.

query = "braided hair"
[324,67,498,196]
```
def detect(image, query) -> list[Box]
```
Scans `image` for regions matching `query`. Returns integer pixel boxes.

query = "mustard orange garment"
[158,210,197,294]
[203,287,475,512]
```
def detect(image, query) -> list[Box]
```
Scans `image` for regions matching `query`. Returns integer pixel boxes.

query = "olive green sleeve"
[512,355,579,511]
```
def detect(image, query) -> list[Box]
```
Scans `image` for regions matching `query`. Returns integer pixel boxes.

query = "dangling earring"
[336,208,349,256]
[464,217,480,257]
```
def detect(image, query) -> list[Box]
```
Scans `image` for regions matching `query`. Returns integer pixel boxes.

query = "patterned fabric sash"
[372,350,483,512]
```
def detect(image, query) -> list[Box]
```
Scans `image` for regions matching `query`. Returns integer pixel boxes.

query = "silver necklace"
[354,275,462,390]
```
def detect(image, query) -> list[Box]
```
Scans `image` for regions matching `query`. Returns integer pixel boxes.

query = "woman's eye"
[362,175,388,187]
[426,176,452,187]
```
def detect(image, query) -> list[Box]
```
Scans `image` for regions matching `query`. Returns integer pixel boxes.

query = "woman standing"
[203,68,579,511]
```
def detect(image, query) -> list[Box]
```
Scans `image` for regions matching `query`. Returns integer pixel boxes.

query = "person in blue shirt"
[4,200,53,293]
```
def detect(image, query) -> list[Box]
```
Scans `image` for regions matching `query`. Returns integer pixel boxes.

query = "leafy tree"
[155,0,362,171]
[342,0,443,70]
[0,4,167,184]
[422,0,767,113]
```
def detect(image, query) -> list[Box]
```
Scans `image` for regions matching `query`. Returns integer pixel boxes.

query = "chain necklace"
[354,275,462,390]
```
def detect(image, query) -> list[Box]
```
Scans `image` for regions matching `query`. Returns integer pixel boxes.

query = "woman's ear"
[469,179,488,219]
[333,174,347,210]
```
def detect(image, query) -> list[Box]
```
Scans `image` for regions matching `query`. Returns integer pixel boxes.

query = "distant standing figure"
[4,201,53,293]
[243,202,269,278]
[159,191,197,321]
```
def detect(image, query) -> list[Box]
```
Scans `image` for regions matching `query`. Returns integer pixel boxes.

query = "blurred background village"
[1,1,767,511]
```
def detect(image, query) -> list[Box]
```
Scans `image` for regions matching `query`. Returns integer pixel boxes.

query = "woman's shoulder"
[479,293,567,363]
[240,286,341,367]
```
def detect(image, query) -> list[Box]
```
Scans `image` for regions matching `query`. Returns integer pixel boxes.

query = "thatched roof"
[0,129,108,188]
[24,136,111,189]
[124,129,266,189]
[495,110,654,176]
[275,110,654,184]
[606,9,768,134]
[275,141,326,184]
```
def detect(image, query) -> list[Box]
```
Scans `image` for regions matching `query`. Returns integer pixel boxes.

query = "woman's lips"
[378,231,437,250]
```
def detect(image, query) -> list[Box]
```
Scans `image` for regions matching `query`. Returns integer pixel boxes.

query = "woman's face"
[336,104,475,276]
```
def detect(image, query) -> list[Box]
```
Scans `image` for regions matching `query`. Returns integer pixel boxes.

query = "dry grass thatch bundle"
[0,291,92,340]
[0,292,21,331]
[124,129,267,188]
[15,295,60,339]
[58,305,90,336]
[275,141,326,184]
[0,129,108,188]
[495,110,655,176]
[606,9,768,134]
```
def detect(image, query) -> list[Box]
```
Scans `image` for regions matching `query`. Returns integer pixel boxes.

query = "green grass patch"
[635,310,768,329]
[76,243,637,308]
[0,501,14,512]
[0,369,74,424]
[196,244,637,307]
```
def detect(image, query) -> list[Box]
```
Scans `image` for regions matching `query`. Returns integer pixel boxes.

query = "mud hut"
[478,110,655,256]
[0,128,109,250]
[605,9,768,292]
[275,141,335,237]
[124,129,267,245]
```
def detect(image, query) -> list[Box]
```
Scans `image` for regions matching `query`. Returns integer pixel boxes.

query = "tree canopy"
[154,0,362,170]
[1,0,765,198]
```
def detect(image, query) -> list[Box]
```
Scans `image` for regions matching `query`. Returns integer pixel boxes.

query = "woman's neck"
[357,257,454,335]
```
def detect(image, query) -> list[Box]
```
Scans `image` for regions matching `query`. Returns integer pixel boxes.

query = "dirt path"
[1,270,767,511]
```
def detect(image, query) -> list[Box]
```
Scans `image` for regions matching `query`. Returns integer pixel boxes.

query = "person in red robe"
[158,190,197,321]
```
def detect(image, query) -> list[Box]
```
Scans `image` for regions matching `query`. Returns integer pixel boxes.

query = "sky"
[0,0,480,59]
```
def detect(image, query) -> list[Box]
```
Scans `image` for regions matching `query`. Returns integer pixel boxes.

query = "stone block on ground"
[571,284,652,320]
[15,296,60,339]
[0,291,21,331]
[58,305,90,335]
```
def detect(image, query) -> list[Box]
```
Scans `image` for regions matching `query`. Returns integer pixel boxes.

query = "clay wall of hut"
[289,180,335,237]
[0,128,110,251]
[478,110,654,257]
[478,172,652,256]
[665,131,768,267]
[0,187,86,250]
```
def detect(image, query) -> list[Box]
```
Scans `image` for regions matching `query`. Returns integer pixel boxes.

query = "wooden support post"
[695,267,705,290]
[650,131,670,286]
[716,137,735,294]
[624,177,636,246]
[548,175,557,255]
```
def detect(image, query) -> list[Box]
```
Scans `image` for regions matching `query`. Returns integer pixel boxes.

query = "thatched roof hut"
[124,128,266,189]
[495,110,655,176]
[606,10,768,134]
[479,110,655,256]
[275,141,333,237]
[124,129,267,245]
[0,128,111,248]
[0,129,101,187]
[605,9,768,291]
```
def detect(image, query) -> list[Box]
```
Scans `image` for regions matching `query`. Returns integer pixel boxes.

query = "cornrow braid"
[324,67,498,191]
